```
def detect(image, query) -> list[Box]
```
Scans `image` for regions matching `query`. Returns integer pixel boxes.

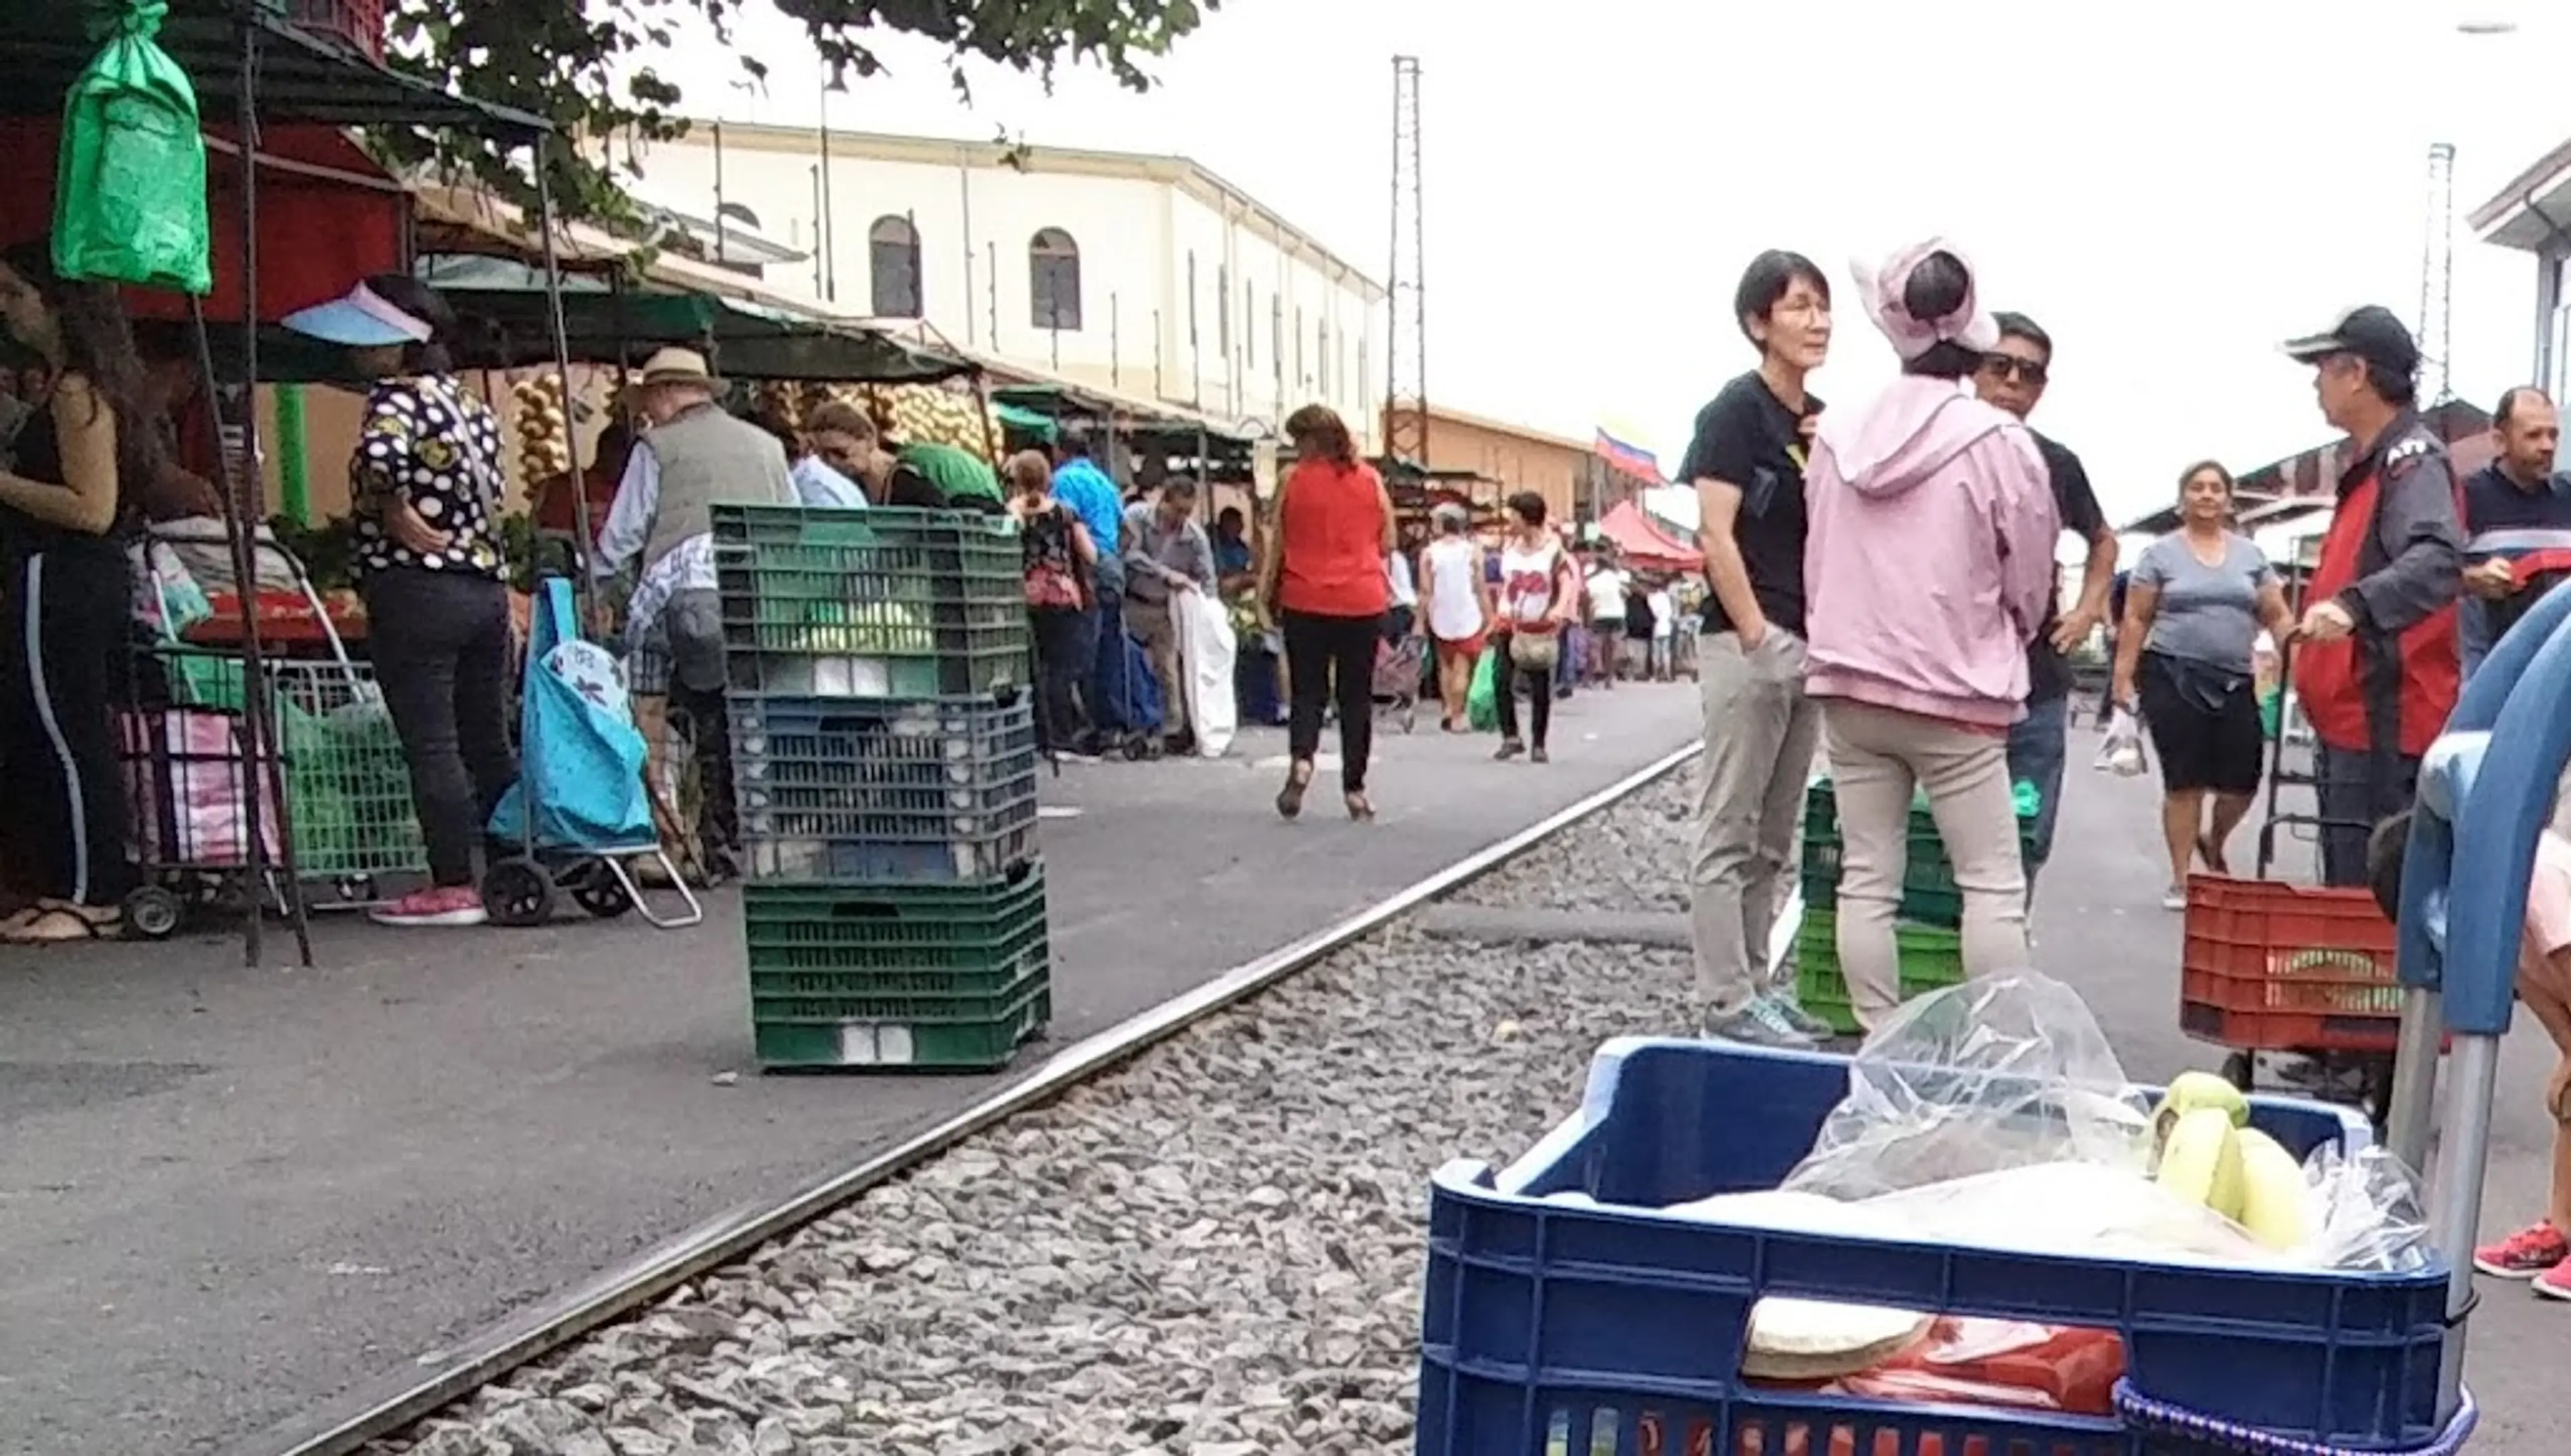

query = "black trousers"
[2316,743,2420,889]
[363,568,519,888]
[1,543,135,907]
[1030,606,1093,752]
[1491,650,1553,748]
[1283,609,1383,792]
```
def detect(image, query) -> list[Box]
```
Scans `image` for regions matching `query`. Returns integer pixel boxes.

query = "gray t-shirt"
[2135,531,2276,672]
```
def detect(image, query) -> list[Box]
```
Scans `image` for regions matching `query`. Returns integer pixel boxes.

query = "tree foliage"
[377,0,1216,229]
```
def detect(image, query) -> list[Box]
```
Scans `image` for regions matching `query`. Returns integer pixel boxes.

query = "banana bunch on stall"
[511,372,574,483]
[848,382,1004,460]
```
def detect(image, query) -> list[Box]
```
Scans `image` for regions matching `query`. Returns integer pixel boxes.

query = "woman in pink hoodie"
[1802,242,2059,1028]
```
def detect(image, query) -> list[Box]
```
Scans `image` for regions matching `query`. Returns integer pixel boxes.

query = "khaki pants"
[1126,596,1188,736]
[1821,698,2030,1032]
[1689,630,1822,1020]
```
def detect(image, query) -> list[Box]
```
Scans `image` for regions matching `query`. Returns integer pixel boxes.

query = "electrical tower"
[1384,56,1427,463]
[2420,141,2455,404]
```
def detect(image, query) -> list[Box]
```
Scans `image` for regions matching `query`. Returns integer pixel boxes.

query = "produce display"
[511,372,573,483]
[747,381,1004,463]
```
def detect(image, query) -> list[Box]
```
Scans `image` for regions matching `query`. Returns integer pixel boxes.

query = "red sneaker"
[370,885,489,928]
[2473,1220,2569,1279]
[2536,1259,2571,1303]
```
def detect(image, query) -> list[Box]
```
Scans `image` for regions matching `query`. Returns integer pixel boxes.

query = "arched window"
[1030,227,1083,331]
[869,215,921,318]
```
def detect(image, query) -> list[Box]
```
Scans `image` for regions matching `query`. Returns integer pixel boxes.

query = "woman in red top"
[1258,404,1395,821]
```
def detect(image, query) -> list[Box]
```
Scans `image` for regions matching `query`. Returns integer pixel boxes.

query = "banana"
[2234,1129,2313,1250]
[2151,1070,2250,1153]
[2157,1107,2248,1224]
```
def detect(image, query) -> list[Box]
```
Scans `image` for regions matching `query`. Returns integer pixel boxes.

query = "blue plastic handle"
[2399,584,2571,1034]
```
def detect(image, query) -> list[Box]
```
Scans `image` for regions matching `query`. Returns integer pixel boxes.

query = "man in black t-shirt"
[1974,313,2118,904]
[1681,250,1836,1048]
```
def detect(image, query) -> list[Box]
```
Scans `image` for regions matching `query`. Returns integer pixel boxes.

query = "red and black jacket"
[2290,411,2466,759]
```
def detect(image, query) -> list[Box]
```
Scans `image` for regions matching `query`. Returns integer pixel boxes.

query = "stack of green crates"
[1793,777,2040,1035]
[712,504,1050,1072]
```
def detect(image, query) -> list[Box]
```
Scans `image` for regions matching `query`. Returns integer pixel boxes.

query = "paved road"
[0,681,1703,1456]
[2036,731,2565,1455]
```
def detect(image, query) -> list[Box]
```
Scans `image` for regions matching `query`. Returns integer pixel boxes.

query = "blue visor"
[280,287,431,348]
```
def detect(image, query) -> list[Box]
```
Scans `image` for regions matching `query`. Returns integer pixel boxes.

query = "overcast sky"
[649,0,2568,525]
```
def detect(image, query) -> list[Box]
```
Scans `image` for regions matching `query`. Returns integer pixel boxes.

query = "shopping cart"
[1373,634,1421,734]
[2181,645,2409,1126]
[122,527,428,939]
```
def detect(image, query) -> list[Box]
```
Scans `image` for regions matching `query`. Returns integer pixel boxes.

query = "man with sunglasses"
[1974,313,2117,905]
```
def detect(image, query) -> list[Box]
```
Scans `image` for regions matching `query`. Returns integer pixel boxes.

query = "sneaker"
[1529,745,1551,764]
[2535,1260,2571,1301]
[2474,1220,2570,1279]
[1494,739,1525,761]
[2161,885,2188,911]
[1766,996,1839,1042]
[1701,997,1820,1049]
[370,885,488,928]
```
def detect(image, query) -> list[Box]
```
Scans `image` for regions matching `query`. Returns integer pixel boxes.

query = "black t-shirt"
[1675,371,1821,635]
[2025,432,2108,703]
[884,461,949,509]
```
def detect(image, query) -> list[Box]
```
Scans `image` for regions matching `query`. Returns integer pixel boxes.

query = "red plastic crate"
[285,0,386,60]
[2179,874,2408,1052]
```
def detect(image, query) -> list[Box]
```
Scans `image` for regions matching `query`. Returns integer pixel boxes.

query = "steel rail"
[240,739,1706,1456]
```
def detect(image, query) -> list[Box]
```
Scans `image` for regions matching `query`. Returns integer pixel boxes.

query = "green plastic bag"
[1466,646,1499,732]
[54,0,212,294]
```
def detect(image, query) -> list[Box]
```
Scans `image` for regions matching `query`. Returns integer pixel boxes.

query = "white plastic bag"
[2094,708,2148,777]
[1176,588,1237,758]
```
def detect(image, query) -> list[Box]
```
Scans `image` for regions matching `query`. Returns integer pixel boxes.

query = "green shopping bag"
[53,0,212,295]
[1466,646,1500,732]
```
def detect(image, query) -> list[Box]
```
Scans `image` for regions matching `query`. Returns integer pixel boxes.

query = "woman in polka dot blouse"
[285,275,519,928]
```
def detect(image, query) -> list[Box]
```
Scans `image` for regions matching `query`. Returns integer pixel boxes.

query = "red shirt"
[2292,432,2463,758]
[1276,459,1391,617]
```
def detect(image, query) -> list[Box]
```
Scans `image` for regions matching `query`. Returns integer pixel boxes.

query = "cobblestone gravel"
[370,781,1699,1456]
[1453,765,1697,916]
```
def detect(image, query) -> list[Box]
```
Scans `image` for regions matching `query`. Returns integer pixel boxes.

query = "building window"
[1030,227,1083,331]
[868,215,921,318]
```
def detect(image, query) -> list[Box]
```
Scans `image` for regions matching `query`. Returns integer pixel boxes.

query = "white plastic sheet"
[1176,588,1237,758]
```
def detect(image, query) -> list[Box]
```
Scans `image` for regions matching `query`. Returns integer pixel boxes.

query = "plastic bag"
[1828,1317,2126,1416]
[53,0,213,295]
[2299,1141,2434,1272]
[1175,588,1237,757]
[1782,974,2152,1202]
[2093,708,2147,777]
[1466,645,1499,731]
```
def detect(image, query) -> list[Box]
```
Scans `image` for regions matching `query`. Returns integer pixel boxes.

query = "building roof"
[658,120,1387,303]
[2469,133,2571,251]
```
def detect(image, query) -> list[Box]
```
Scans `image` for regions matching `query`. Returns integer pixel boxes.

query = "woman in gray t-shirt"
[2110,461,2298,907]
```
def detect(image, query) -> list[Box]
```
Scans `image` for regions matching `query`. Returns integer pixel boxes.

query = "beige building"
[623,122,1388,450]
[1412,404,1648,525]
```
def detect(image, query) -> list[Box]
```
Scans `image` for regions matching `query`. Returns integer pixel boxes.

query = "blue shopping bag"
[488,577,657,851]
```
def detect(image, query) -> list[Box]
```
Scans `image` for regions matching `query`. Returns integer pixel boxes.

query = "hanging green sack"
[53,0,212,295]
[1466,645,1500,732]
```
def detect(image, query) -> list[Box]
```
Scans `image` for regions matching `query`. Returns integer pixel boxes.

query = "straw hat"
[621,347,720,399]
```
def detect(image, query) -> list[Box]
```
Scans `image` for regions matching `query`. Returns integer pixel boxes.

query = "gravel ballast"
[370,771,1701,1456]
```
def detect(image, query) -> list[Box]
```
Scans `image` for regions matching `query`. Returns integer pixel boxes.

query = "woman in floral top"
[285,276,518,928]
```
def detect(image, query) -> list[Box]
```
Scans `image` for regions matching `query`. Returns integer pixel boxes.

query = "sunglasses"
[1981,355,2048,386]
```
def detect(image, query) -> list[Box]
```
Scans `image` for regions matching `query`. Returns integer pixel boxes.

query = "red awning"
[0,120,408,325]
[1599,499,1702,570]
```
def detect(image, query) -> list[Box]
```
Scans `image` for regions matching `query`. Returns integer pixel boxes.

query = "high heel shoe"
[1275,759,1314,821]
[1344,791,1376,821]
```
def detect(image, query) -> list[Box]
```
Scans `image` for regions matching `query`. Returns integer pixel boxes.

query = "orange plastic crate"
[2179,874,2407,1052]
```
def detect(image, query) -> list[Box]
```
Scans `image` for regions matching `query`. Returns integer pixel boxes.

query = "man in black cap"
[2281,305,2465,887]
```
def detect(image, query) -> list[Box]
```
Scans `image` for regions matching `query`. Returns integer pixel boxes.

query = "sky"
[640,0,2571,527]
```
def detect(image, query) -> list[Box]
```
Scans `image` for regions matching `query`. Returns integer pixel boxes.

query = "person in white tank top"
[1419,506,1486,730]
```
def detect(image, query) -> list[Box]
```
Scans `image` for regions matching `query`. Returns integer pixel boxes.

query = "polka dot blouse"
[349,375,508,580]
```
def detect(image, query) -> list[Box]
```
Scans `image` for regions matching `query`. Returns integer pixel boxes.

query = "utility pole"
[1385,55,1427,462]
[817,66,838,303]
[2419,141,2456,405]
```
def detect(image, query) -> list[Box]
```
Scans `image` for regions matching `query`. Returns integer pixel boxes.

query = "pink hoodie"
[1801,376,2059,730]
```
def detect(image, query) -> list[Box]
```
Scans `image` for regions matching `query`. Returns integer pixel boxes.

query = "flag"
[1592,428,1662,481]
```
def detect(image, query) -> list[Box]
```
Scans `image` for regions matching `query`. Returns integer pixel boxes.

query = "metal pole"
[1153,309,1164,399]
[537,138,596,638]
[959,154,976,346]
[816,70,836,303]
[712,120,728,265]
[986,241,998,351]
[809,166,824,296]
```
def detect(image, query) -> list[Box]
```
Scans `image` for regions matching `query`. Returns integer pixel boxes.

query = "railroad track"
[248,741,1706,1456]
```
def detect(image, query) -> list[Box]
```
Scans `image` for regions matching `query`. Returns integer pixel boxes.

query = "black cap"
[2282,305,2420,380]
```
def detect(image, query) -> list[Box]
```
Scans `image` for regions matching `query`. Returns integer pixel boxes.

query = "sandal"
[2195,833,2230,876]
[1344,791,1376,822]
[5,904,120,945]
[1275,759,1314,821]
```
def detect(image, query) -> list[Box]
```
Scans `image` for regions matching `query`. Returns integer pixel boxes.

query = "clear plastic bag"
[2094,708,2149,777]
[1782,974,2153,1202]
[2300,1141,2434,1273]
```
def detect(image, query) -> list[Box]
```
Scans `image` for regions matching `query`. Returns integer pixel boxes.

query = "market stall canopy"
[0,1,549,133]
[1598,499,1703,571]
[420,255,970,383]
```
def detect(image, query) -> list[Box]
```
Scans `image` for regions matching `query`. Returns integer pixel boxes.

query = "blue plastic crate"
[1418,1038,2449,1456]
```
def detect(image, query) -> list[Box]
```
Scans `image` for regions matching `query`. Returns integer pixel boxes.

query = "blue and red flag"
[1592,428,1662,481]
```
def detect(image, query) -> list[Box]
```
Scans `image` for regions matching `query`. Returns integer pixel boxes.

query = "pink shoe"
[370,885,489,928]
[2536,1259,2571,1302]
[2473,1220,2568,1279]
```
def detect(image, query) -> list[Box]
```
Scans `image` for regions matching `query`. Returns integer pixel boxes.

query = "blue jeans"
[2005,694,2070,894]
[1085,558,1131,737]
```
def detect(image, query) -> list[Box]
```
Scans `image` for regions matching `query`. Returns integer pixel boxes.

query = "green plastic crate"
[743,865,1052,1072]
[1799,779,2039,928]
[1792,907,1968,1036]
